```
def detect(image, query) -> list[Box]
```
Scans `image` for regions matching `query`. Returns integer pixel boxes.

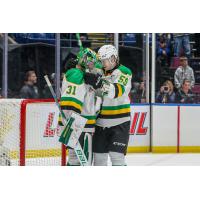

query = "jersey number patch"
[118,75,128,86]
[66,85,76,95]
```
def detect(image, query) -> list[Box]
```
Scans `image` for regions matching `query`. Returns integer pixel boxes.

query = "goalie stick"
[76,33,83,51]
[44,75,89,166]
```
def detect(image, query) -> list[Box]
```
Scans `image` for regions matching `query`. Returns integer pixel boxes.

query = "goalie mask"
[77,48,97,70]
[98,45,118,70]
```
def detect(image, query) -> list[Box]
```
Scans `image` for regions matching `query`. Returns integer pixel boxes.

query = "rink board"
[3,100,200,159]
[128,104,150,153]
[152,104,200,153]
[1,100,150,160]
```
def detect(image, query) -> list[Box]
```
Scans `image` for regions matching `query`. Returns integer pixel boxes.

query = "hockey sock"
[109,151,126,166]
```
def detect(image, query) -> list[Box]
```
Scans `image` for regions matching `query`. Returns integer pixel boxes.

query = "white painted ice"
[9,153,200,166]
[125,153,200,166]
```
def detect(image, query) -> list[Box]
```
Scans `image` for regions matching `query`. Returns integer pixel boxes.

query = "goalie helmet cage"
[0,99,67,166]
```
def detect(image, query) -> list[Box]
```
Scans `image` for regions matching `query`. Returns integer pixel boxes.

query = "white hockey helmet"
[98,45,118,61]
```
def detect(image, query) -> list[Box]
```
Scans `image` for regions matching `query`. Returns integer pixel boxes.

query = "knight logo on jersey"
[130,112,148,135]
[43,112,59,137]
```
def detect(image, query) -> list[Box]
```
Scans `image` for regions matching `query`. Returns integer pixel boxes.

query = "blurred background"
[1,33,200,104]
[0,33,148,103]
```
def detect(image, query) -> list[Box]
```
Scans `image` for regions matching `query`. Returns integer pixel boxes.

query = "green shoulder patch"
[118,65,132,76]
[65,68,84,85]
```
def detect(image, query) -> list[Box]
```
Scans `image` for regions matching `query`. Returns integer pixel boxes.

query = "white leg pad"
[67,149,80,166]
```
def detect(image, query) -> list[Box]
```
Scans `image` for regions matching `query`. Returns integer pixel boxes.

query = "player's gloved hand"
[84,72,102,89]
[101,81,111,96]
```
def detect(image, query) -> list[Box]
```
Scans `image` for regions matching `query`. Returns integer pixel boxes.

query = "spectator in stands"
[130,81,146,103]
[156,80,175,103]
[175,79,194,103]
[156,35,171,67]
[19,70,39,99]
[173,34,191,58]
[174,56,195,89]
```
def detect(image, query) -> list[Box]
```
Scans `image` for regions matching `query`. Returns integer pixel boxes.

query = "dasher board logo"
[130,112,148,135]
[43,112,59,137]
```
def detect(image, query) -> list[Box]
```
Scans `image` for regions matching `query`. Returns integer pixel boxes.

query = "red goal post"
[0,99,66,166]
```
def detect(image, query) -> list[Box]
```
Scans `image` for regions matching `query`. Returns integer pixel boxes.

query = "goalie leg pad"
[67,132,93,166]
[59,112,87,149]
[67,149,81,166]
[109,151,126,166]
[83,133,93,165]
[93,153,108,166]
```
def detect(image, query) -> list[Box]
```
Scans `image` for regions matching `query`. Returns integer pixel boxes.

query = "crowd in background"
[130,33,199,104]
[1,33,200,104]
[154,33,197,104]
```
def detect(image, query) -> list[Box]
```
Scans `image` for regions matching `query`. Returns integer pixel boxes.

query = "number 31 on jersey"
[66,85,77,95]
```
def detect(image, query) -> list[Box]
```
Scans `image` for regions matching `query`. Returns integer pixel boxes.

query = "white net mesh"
[0,99,66,166]
[0,99,21,166]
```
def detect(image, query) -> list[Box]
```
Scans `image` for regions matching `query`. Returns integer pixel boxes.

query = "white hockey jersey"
[59,68,96,132]
[96,65,132,128]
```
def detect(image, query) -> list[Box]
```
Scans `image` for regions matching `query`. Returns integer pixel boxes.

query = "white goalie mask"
[98,45,118,70]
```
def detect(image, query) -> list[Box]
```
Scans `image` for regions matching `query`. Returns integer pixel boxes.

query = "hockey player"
[90,45,132,166]
[59,48,99,166]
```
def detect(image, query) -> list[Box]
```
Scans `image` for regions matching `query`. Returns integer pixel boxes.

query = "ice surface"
[9,153,200,166]
[125,153,200,166]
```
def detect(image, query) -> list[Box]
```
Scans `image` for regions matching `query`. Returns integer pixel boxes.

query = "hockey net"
[0,99,66,166]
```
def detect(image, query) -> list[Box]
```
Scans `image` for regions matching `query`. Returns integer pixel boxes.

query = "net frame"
[0,99,66,166]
